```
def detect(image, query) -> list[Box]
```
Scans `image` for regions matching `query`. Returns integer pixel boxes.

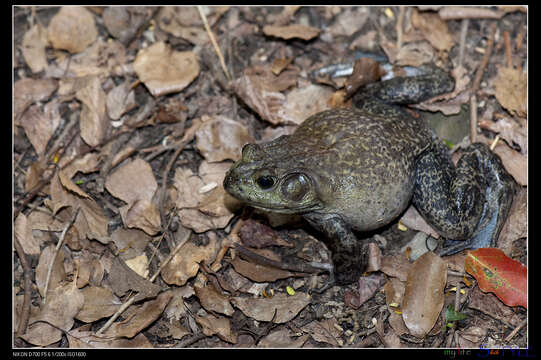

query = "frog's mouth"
[248,202,323,214]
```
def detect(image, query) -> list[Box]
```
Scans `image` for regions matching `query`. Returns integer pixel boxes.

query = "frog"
[223,64,516,285]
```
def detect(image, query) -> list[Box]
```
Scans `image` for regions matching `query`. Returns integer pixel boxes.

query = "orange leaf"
[465,248,527,308]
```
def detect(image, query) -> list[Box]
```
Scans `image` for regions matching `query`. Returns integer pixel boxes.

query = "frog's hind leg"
[413,142,516,255]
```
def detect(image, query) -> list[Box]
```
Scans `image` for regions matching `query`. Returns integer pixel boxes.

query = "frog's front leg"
[303,212,367,285]
[413,142,516,255]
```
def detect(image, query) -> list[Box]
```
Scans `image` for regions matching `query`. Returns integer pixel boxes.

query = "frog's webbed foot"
[414,142,516,256]
[303,213,367,286]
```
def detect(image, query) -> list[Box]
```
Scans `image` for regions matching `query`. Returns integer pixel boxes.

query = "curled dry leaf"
[401,252,447,338]
[21,23,48,73]
[263,24,320,41]
[231,292,311,324]
[105,158,161,235]
[195,115,255,162]
[47,6,98,54]
[133,41,200,97]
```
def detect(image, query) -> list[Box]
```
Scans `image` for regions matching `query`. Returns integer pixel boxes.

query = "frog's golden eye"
[256,175,275,189]
[281,174,309,201]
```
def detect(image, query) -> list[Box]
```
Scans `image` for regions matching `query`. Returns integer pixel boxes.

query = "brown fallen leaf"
[301,318,341,347]
[195,313,237,344]
[75,76,109,147]
[105,158,161,235]
[35,244,66,297]
[106,81,137,120]
[14,78,58,121]
[195,115,255,162]
[47,6,98,53]
[68,324,153,348]
[14,213,40,256]
[21,23,48,73]
[401,251,447,338]
[411,9,454,52]
[22,282,84,346]
[161,234,219,286]
[133,41,200,97]
[194,273,234,316]
[380,253,412,282]
[76,286,121,323]
[102,7,152,45]
[107,256,160,303]
[231,256,295,283]
[258,328,309,348]
[283,84,334,125]
[263,24,320,41]
[493,66,527,118]
[479,116,527,155]
[345,272,386,309]
[231,292,310,324]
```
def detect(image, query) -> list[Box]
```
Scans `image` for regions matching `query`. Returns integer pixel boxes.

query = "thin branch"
[197,6,231,82]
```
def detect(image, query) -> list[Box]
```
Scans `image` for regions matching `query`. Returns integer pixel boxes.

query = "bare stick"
[197,6,231,82]
[472,22,497,94]
[150,229,192,283]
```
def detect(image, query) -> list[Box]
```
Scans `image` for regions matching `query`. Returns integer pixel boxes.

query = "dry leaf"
[380,254,412,281]
[22,282,84,346]
[258,328,309,348]
[195,313,237,344]
[21,23,48,73]
[173,162,238,233]
[195,115,255,162]
[194,273,234,316]
[68,325,152,348]
[107,256,160,303]
[231,292,311,324]
[104,291,173,338]
[35,245,66,297]
[134,41,200,97]
[401,252,447,338]
[105,158,161,235]
[47,6,98,54]
[75,76,109,147]
[106,81,136,120]
[283,84,334,125]
[491,142,527,186]
[156,7,207,45]
[18,104,59,156]
[301,318,342,346]
[493,66,527,118]
[76,286,122,323]
[411,9,454,52]
[231,256,295,282]
[102,7,152,45]
[161,235,219,286]
[14,78,58,122]
[14,213,40,256]
[263,24,320,41]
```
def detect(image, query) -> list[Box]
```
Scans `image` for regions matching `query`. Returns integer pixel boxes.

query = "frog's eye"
[281,174,309,201]
[256,175,275,189]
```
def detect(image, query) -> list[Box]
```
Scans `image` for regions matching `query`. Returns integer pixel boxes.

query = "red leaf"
[465,248,527,308]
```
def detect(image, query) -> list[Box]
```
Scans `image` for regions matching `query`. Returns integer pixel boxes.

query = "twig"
[504,318,527,342]
[458,19,469,67]
[472,22,497,94]
[197,6,231,82]
[470,94,478,143]
[43,207,80,304]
